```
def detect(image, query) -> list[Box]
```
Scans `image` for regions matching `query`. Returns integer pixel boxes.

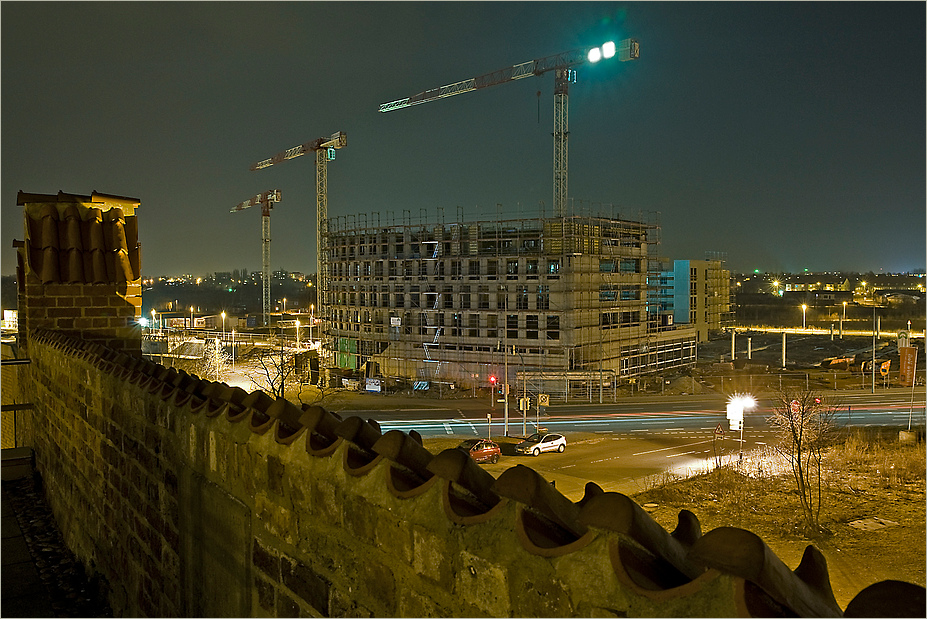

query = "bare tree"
[249,343,298,398]
[198,338,231,382]
[767,389,838,533]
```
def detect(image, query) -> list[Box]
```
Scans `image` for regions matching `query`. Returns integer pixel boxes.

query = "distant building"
[324,213,697,398]
[655,259,731,342]
[783,274,850,293]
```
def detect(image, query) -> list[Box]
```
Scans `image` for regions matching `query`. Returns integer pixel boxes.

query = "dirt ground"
[631,429,926,610]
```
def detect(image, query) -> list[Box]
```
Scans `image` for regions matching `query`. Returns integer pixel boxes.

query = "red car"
[457,439,501,464]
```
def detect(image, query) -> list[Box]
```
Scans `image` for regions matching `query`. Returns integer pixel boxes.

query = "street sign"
[714,423,724,436]
[789,400,801,414]
[538,393,550,407]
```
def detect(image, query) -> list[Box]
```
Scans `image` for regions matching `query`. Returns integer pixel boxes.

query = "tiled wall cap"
[372,430,435,490]
[843,580,927,618]
[492,464,586,540]
[300,405,343,456]
[334,417,383,472]
[334,416,382,451]
[253,397,302,436]
[578,493,704,581]
[240,390,274,414]
[426,447,499,511]
[688,527,842,617]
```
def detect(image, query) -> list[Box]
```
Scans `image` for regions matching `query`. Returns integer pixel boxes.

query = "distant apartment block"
[324,213,697,397]
[654,259,731,342]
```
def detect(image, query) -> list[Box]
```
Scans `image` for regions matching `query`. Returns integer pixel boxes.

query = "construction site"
[324,206,698,401]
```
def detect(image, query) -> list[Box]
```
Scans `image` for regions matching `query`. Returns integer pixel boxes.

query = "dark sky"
[3,1,924,277]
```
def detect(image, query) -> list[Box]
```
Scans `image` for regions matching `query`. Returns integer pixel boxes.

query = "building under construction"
[325,208,697,400]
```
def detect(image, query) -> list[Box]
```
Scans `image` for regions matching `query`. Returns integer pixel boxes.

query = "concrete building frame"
[323,211,697,401]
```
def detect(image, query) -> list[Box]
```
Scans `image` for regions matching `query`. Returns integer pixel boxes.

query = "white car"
[515,432,566,456]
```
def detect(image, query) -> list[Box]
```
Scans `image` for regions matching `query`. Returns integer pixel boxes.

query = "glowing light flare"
[602,41,616,59]
[727,393,757,412]
[588,47,602,63]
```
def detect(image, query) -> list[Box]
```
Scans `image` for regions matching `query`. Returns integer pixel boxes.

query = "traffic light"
[489,375,497,385]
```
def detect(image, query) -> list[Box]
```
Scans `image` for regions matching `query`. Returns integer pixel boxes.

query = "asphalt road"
[332,388,924,500]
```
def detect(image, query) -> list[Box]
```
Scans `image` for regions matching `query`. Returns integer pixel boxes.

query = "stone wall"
[22,329,923,617]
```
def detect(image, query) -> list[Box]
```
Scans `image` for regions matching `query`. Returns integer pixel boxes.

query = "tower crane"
[250,131,346,335]
[231,189,282,327]
[379,39,639,216]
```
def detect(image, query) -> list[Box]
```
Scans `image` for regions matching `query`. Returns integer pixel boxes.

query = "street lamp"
[190,306,194,329]
[295,319,300,349]
[801,304,807,330]
[282,298,287,313]
[221,311,226,339]
[841,301,846,338]
[309,304,315,343]
[726,393,757,462]
[150,309,157,330]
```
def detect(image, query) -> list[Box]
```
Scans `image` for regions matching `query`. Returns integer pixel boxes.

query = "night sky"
[3,1,924,277]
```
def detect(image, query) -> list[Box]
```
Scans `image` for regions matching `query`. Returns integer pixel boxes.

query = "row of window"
[331,323,562,341]
[332,289,551,310]
[331,309,560,330]
[330,258,561,278]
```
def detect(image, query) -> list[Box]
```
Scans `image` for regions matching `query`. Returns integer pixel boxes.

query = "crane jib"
[378,38,638,113]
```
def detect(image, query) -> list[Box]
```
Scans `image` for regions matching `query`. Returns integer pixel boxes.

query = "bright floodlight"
[602,41,616,59]
[588,47,602,63]
[728,393,757,411]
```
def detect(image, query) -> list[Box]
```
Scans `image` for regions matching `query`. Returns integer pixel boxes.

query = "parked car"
[457,439,501,464]
[515,432,566,456]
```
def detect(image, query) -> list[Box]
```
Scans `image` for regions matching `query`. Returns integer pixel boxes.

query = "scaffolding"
[324,204,696,399]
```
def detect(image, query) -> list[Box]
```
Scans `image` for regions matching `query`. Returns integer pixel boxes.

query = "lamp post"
[309,304,314,343]
[282,298,287,313]
[189,306,194,330]
[295,319,300,349]
[801,304,807,330]
[726,393,756,462]
[221,311,226,340]
[150,309,157,331]
[841,301,846,338]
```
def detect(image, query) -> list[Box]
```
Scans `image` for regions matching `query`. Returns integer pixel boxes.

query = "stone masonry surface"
[21,328,926,617]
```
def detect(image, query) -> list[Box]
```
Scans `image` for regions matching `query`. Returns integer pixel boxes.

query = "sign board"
[714,423,724,436]
[365,378,381,393]
[538,393,550,407]
[390,317,401,327]
[899,346,918,387]
[879,359,891,377]
[789,400,801,414]
[897,330,911,351]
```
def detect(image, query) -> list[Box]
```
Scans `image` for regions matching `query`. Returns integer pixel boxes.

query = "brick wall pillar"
[15,191,143,356]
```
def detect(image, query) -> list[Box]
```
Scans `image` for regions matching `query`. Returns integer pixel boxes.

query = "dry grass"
[633,428,926,608]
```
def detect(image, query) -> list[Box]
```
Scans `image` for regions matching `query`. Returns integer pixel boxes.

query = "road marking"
[633,439,713,456]
[591,456,621,463]
[467,423,478,435]
[443,423,452,434]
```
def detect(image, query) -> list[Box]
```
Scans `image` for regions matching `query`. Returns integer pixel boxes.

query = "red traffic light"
[489,375,497,384]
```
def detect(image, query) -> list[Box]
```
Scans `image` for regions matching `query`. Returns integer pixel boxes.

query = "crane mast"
[379,39,639,216]
[231,189,282,327]
[250,131,346,341]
